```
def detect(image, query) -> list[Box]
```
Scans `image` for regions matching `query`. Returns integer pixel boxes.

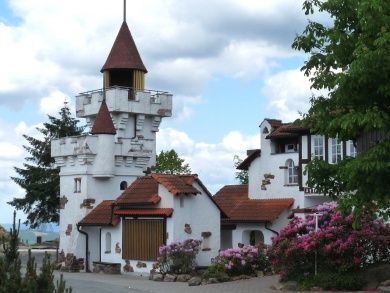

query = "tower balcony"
[75,86,172,118]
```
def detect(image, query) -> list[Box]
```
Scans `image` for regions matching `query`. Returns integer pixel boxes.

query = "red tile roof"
[115,176,161,206]
[101,21,147,73]
[214,185,294,222]
[266,123,308,140]
[114,208,173,217]
[91,100,116,135]
[151,174,200,195]
[265,119,282,129]
[237,149,261,170]
[78,200,119,226]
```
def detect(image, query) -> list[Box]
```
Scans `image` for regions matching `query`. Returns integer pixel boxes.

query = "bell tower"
[101,20,147,91]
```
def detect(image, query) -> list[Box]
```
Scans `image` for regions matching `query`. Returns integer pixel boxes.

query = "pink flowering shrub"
[268,202,390,282]
[155,239,202,274]
[207,244,269,277]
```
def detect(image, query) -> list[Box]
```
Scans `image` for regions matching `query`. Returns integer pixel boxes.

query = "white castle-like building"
[51,11,358,275]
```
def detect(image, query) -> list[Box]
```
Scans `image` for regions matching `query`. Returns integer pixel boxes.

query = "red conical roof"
[91,100,116,135]
[101,21,147,73]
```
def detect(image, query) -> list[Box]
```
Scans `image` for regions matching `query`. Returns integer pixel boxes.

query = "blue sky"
[0,0,315,223]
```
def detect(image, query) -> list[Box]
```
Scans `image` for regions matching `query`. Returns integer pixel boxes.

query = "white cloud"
[39,90,73,116]
[262,69,312,121]
[157,128,259,193]
[0,0,306,113]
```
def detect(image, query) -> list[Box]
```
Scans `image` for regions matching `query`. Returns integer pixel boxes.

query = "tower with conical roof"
[51,12,172,268]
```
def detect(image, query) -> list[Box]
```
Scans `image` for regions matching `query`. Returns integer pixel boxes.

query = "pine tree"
[9,102,85,228]
[0,212,72,293]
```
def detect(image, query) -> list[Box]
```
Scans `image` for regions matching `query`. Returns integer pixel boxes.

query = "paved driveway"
[55,271,285,293]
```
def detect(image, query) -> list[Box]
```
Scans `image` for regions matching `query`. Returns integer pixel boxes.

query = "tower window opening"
[109,69,133,88]
[120,181,128,190]
[74,178,81,193]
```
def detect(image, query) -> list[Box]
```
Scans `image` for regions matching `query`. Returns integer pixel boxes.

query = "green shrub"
[298,271,364,291]
[0,212,72,293]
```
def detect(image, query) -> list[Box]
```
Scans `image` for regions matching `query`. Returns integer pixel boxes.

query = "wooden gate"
[122,219,165,261]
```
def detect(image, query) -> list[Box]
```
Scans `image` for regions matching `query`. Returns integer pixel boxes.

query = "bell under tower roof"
[90,100,116,135]
[101,21,147,73]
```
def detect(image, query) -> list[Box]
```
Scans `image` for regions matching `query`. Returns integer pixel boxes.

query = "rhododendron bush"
[155,239,201,274]
[268,202,390,281]
[206,244,269,278]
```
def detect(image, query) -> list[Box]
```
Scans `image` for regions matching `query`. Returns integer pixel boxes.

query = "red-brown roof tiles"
[101,21,147,73]
[151,174,200,195]
[214,185,294,222]
[266,123,308,139]
[114,208,173,217]
[78,200,119,226]
[237,149,261,170]
[115,176,160,206]
[90,100,116,135]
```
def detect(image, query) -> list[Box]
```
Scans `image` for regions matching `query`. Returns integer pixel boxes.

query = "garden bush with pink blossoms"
[268,202,390,290]
[155,239,202,274]
[204,244,269,280]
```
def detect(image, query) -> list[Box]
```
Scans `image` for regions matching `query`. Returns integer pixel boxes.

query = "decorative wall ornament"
[184,223,192,234]
[65,224,72,236]
[261,173,275,190]
[59,196,68,209]
[123,260,134,272]
[115,242,121,254]
[136,261,147,268]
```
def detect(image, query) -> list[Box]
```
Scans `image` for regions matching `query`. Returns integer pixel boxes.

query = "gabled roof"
[264,118,282,128]
[114,208,173,217]
[151,174,200,195]
[237,149,261,170]
[214,185,294,222]
[90,100,116,135]
[116,176,161,206]
[101,21,147,73]
[78,200,119,226]
[265,121,309,140]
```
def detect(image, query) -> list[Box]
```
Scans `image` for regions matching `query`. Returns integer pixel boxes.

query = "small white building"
[79,173,221,273]
[215,118,357,247]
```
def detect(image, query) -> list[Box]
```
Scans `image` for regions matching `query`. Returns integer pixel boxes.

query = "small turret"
[91,99,116,135]
[101,21,147,91]
[91,100,116,177]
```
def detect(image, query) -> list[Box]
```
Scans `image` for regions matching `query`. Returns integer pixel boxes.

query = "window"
[74,178,81,193]
[201,232,212,251]
[105,232,111,253]
[349,141,357,157]
[262,127,269,134]
[286,159,298,184]
[120,181,128,190]
[180,196,184,208]
[313,136,324,160]
[331,138,342,163]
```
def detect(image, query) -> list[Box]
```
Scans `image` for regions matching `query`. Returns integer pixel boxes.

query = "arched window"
[120,181,128,190]
[105,232,111,253]
[286,159,298,184]
[262,127,269,134]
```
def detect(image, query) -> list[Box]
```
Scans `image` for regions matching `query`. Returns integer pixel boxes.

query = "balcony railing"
[78,86,170,101]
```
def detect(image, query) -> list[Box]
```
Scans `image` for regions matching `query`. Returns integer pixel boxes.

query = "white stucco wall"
[168,182,221,267]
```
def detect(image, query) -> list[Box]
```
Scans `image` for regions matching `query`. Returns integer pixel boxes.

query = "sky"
[0,0,317,224]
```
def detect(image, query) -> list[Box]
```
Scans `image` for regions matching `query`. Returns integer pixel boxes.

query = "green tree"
[10,102,85,228]
[233,155,248,184]
[155,149,191,175]
[293,0,390,217]
[0,212,71,293]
